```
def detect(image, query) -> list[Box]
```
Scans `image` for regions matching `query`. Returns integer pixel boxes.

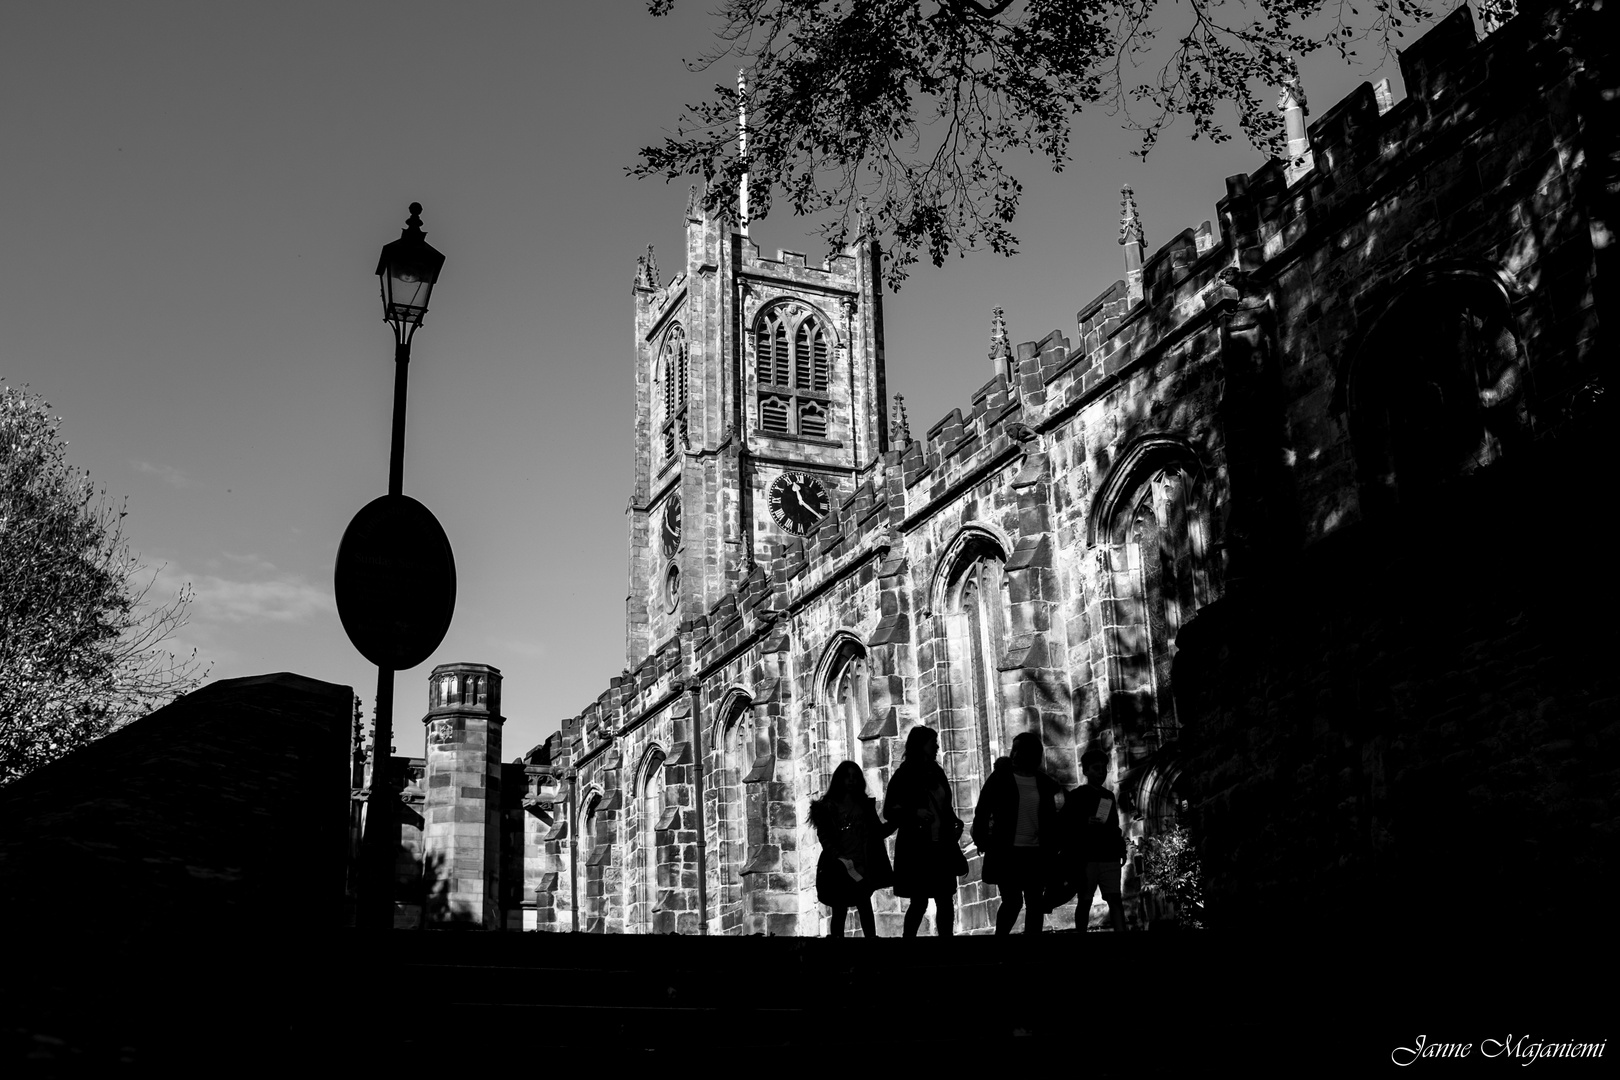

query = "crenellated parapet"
[528,0,1612,938]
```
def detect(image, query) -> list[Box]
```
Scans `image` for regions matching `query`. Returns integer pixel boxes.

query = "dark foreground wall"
[0,671,353,935]
[0,673,355,1068]
[1174,426,1620,931]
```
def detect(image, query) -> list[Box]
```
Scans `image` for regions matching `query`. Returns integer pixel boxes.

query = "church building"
[362,0,1615,934]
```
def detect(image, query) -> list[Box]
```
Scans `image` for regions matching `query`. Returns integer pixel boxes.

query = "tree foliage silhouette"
[0,384,207,786]
[633,0,1486,285]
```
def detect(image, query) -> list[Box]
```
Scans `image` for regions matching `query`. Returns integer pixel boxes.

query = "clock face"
[767,471,829,534]
[661,497,682,557]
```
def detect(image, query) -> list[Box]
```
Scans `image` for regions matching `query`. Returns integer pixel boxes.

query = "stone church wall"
[372,0,1613,933]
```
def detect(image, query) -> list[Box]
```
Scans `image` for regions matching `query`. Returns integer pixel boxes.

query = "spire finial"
[989,307,1011,359]
[686,182,701,222]
[1118,186,1145,249]
[1119,185,1147,304]
[890,394,912,450]
[635,244,660,290]
[1279,67,1315,183]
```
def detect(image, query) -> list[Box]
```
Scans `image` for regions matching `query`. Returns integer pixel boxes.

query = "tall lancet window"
[657,324,689,466]
[939,529,1012,783]
[1107,462,1211,746]
[818,636,869,790]
[754,305,834,437]
[958,557,1009,772]
[636,748,666,933]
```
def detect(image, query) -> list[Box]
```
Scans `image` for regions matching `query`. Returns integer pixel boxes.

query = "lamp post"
[376,202,447,498]
[352,203,448,929]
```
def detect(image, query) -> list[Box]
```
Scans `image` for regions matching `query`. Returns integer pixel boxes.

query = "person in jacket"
[1063,747,1127,931]
[883,725,965,937]
[971,731,1064,935]
[809,760,896,937]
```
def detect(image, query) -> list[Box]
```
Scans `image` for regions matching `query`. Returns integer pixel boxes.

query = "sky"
[1,1,1443,761]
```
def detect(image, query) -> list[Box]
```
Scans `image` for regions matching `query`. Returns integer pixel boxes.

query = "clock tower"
[624,192,888,667]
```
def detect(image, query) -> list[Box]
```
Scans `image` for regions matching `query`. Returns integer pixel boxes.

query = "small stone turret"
[422,663,504,928]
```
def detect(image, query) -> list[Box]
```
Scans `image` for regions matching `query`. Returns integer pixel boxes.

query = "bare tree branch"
[1,384,208,786]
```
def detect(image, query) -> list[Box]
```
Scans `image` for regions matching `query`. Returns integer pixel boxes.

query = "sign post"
[336,204,451,930]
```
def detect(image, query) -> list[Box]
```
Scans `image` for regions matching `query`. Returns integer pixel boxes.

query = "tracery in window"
[753,304,834,438]
[712,695,756,934]
[656,324,689,466]
[580,792,605,933]
[818,636,869,790]
[637,748,666,933]
[1348,275,1529,511]
[1106,461,1211,745]
[937,531,1011,782]
[957,556,1009,773]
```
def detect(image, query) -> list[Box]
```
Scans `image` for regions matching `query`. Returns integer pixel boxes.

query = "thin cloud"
[192,575,334,624]
[488,636,547,659]
[130,460,196,488]
[155,558,334,626]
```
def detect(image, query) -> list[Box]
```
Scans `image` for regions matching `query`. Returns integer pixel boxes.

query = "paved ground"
[6,927,1611,1073]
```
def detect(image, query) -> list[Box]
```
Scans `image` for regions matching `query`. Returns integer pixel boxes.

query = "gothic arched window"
[958,557,1008,773]
[657,324,689,467]
[936,531,1011,781]
[1348,275,1529,512]
[579,791,605,934]
[712,695,756,934]
[1098,452,1213,752]
[818,636,869,790]
[637,748,666,933]
[753,305,834,438]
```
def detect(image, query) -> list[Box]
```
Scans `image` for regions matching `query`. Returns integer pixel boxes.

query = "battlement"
[567,0,1591,766]
[739,236,861,286]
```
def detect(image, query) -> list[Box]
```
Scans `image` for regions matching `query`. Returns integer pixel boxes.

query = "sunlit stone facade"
[363,2,1614,933]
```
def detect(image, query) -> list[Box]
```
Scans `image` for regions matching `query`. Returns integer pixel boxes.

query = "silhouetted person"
[972,731,1062,935]
[810,760,895,938]
[1064,748,1127,931]
[883,725,965,937]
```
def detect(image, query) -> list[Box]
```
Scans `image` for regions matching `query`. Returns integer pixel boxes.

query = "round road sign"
[334,494,456,670]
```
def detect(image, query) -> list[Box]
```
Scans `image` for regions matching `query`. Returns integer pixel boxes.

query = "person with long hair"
[882,725,966,937]
[809,760,895,937]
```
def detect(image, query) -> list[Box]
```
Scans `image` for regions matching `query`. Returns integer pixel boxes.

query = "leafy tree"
[0,384,206,786]
[635,0,1479,285]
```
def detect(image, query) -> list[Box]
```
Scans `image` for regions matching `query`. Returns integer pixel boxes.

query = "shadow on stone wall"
[1170,420,1618,934]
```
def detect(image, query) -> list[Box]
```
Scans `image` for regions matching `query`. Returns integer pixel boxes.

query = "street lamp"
[342,203,454,930]
[375,202,446,497]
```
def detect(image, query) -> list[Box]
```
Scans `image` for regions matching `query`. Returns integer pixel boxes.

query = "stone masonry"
[356,0,1615,934]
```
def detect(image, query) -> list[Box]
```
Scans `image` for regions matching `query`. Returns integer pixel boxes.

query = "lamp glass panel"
[385,272,432,325]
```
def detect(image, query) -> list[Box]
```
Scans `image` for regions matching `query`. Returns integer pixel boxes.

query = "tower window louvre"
[760,395,791,434]
[773,322,790,386]
[657,323,688,467]
[799,400,827,438]
[755,322,774,384]
[752,307,839,440]
[812,328,830,392]
[795,323,812,389]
